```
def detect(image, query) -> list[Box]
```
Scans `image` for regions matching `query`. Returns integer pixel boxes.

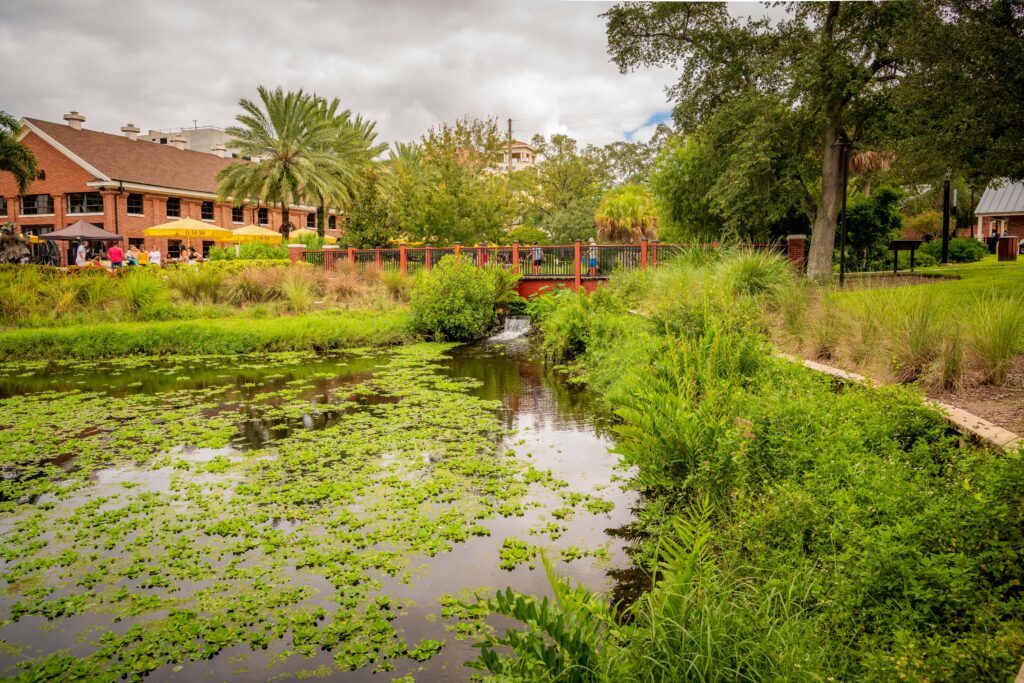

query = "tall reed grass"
[968,292,1024,384]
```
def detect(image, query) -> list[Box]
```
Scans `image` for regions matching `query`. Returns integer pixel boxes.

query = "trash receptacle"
[997,235,1018,262]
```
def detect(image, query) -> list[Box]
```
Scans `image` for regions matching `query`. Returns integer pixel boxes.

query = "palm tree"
[310,98,387,236]
[850,149,895,197]
[0,112,38,195]
[594,184,658,243]
[217,87,343,238]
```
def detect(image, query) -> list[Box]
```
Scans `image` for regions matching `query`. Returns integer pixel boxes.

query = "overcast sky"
[0,1,774,148]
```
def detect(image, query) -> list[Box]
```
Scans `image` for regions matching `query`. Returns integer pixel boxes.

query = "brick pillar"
[347,245,355,266]
[787,234,807,273]
[640,238,648,271]
[573,239,582,291]
[425,245,432,272]
[511,241,520,274]
[476,243,485,268]
[399,244,407,276]
[375,246,382,270]
[454,242,461,256]
[288,244,306,264]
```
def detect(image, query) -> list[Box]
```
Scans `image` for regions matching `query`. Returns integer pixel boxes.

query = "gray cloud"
[1,0,682,146]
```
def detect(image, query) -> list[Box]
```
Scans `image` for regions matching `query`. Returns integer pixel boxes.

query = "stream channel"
[0,329,637,681]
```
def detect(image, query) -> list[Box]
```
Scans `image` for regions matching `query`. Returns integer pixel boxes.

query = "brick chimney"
[63,111,85,130]
[120,123,140,141]
[211,143,229,158]
[169,135,187,151]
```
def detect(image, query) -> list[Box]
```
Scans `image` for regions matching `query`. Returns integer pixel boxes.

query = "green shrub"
[920,237,988,263]
[410,255,498,341]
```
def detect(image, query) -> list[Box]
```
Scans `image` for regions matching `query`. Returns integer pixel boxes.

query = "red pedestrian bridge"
[292,238,801,297]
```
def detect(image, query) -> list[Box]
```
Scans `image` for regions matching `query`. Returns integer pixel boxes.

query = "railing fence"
[296,240,797,288]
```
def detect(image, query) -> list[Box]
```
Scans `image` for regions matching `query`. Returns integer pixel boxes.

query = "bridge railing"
[296,239,799,287]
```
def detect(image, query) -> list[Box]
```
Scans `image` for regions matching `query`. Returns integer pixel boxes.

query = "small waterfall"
[489,315,532,342]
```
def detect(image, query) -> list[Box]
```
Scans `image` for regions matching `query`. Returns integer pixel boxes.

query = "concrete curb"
[777,353,1023,453]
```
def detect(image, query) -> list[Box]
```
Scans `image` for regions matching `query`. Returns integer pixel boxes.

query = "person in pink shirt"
[107,243,124,269]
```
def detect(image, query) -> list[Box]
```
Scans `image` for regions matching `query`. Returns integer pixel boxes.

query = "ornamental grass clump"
[165,267,225,304]
[713,248,794,298]
[884,289,943,382]
[967,292,1024,385]
[115,270,169,318]
[223,266,284,305]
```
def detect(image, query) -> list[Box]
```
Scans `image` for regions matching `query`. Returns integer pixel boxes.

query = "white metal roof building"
[973,180,1024,239]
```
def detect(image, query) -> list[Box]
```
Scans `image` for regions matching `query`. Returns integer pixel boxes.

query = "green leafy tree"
[514,134,609,244]
[842,186,903,271]
[0,111,38,195]
[344,169,394,248]
[651,134,724,243]
[595,184,658,243]
[385,118,513,245]
[218,86,350,238]
[893,0,1024,183]
[604,2,930,279]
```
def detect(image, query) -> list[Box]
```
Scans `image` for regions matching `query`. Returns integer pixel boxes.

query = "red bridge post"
[375,246,382,270]
[573,240,582,291]
[399,244,407,276]
[425,245,432,272]
[347,245,355,266]
[641,238,648,271]
[511,241,520,274]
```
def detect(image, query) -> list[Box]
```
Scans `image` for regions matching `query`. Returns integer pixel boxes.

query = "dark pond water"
[0,337,637,681]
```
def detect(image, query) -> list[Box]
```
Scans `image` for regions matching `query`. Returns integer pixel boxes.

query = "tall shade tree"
[217,87,343,238]
[595,184,658,243]
[604,2,929,279]
[894,0,1024,184]
[0,112,38,195]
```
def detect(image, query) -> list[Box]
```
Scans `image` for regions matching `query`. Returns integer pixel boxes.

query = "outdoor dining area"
[28,217,329,267]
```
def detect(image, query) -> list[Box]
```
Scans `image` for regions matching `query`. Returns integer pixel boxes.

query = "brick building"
[0,112,343,264]
[974,180,1024,242]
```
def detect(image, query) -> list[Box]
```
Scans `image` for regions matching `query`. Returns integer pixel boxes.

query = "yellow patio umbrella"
[144,218,234,241]
[231,224,283,244]
[288,228,337,244]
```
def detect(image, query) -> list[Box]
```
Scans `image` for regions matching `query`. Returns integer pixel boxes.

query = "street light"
[941,171,951,265]
[834,131,853,287]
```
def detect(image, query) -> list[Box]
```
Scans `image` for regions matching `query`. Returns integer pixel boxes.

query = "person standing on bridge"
[587,238,599,276]
[531,244,543,275]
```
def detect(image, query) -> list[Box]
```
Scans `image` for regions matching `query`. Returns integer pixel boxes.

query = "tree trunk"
[281,203,291,239]
[317,205,326,238]
[807,115,845,281]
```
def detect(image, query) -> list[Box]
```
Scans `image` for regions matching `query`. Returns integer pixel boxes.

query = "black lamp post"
[941,172,951,265]
[834,131,853,287]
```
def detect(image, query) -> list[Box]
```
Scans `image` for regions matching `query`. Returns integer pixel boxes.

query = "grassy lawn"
[778,255,1024,432]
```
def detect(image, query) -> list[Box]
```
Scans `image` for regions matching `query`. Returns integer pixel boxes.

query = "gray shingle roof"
[975,180,1024,215]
